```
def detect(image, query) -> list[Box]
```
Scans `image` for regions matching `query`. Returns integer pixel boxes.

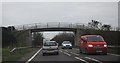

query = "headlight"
[88,44,93,47]
[104,45,107,47]
[63,45,65,46]
[70,44,72,46]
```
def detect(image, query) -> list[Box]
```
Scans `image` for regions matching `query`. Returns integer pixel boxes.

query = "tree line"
[88,20,120,31]
[32,32,43,47]
[51,32,75,45]
[2,26,43,48]
[2,26,17,48]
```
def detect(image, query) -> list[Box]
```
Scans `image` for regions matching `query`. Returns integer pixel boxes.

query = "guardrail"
[10,46,32,52]
[107,46,120,48]
[10,46,42,52]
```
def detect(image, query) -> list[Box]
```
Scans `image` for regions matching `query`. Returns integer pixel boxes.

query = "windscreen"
[63,41,71,44]
[44,42,57,46]
[87,35,104,42]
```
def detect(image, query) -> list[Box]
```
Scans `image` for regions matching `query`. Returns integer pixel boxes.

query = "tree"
[51,33,75,45]
[101,24,111,31]
[8,26,15,31]
[32,32,43,47]
[88,20,102,29]
[2,27,17,48]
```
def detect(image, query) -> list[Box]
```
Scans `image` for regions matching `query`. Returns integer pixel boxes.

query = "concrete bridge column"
[28,30,32,46]
[74,29,81,46]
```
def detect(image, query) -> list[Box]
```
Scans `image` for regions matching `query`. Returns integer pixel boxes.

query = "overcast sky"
[2,2,118,27]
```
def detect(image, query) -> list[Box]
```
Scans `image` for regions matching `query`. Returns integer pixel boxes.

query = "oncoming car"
[62,41,72,49]
[79,35,107,55]
[42,41,59,56]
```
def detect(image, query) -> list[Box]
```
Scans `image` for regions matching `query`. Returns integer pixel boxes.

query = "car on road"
[62,41,72,49]
[79,35,107,55]
[42,41,59,56]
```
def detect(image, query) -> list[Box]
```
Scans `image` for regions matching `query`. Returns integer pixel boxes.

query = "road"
[24,47,119,63]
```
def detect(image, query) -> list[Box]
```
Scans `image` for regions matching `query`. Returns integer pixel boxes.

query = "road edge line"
[64,52,71,56]
[25,48,42,63]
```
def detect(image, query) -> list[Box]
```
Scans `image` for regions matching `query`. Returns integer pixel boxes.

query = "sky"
[2,2,118,27]
[1,2,119,39]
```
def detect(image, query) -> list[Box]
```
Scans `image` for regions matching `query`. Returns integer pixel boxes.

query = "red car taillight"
[88,44,93,47]
[104,45,107,47]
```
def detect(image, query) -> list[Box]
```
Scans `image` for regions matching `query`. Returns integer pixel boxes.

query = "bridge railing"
[15,22,88,30]
[15,22,119,31]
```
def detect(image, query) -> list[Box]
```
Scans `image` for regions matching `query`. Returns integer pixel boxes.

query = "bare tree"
[88,20,102,30]
[101,24,111,31]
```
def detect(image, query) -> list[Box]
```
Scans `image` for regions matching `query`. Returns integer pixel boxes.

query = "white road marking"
[70,52,79,56]
[64,50,68,52]
[73,48,79,51]
[73,53,79,56]
[75,49,79,51]
[74,57,89,63]
[59,50,63,52]
[64,52,71,56]
[107,53,120,56]
[25,48,42,63]
[85,57,103,63]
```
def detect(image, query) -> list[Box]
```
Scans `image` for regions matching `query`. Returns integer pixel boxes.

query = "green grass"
[108,47,120,54]
[2,47,34,63]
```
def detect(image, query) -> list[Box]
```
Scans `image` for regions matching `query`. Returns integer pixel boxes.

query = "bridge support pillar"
[28,30,32,46]
[74,29,81,47]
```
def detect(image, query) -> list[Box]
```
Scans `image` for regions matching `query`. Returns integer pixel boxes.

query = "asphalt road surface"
[25,47,120,63]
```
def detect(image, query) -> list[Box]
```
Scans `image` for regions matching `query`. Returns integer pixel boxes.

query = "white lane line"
[73,48,79,51]
[70,52,79,56]
[75,49,79,51]
[64,52,71,56]
[74,57,89,63]
[64,50,68,52]
[25,48,42,63]
[73,53,79,56]
[107,53,120,56]
[59,50,63,52]
[85,57,103,63]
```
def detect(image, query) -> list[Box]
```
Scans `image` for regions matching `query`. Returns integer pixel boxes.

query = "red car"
[79,35,107,55]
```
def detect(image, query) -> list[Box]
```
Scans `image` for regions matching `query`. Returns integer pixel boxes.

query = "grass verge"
[0,48,2,63]
[108,47,120,54]
[2,47,35,63]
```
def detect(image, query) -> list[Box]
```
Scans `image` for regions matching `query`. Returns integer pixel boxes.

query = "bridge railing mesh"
[14,22,119,31]
[15,22,88,30]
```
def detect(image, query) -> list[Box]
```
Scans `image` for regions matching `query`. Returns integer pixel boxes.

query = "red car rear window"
[87,35,104,42]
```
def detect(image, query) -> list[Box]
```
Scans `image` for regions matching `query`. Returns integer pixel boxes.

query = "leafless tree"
[101,24,111,31]
[88,20,102,30]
